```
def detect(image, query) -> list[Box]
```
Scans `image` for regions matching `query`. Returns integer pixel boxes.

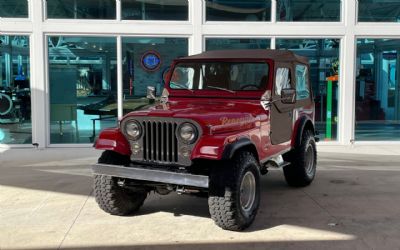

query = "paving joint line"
[27,193,51,219]
[302,189,337,220]
[57,189,93,250]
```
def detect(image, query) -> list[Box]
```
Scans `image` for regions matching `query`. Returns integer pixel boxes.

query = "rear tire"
[283,130,317,187]
[94,151,147,216]
[208,151,261,231]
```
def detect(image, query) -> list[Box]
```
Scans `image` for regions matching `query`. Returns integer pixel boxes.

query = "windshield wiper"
[171,82,194,92]
[207,85,236,94]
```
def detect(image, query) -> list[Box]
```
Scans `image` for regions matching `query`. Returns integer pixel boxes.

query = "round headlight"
[125,120,141,140]
[178,123,198,144]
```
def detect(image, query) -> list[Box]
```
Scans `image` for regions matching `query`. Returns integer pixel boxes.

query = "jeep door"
[270,63,295,145]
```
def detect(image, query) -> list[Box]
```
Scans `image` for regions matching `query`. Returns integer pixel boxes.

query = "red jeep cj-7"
[93,49,318,231]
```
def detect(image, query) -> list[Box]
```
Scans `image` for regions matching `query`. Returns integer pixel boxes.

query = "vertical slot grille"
[142,120,178,163]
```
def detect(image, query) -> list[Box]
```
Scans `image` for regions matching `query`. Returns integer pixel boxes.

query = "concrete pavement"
[1,145,400,250]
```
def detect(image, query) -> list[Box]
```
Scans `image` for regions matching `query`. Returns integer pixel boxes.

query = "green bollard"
[326,80,333,140]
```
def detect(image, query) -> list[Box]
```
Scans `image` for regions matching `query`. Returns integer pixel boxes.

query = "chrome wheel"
[305,144,315,175]
[240,171,256,213]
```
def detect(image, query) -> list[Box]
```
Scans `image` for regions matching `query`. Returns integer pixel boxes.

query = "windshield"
[169,62,269,91]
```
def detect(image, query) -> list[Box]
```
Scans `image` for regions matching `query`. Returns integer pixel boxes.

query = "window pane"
[48,37,117,144]
[170,65,195,89]
[277,39,340,141]
[275,68,291,95]
[121,0,188,20]
[0,0,28,18]
[169,62,269,91]
[206,38,271,50]
[122,37,188,115]
[0,35,31,144]
[206,0,271,22]
[296,64,310,100]
[358,0,400,22]
[277,0,341,22]
[47,0,116,19]
[355,39,400,140]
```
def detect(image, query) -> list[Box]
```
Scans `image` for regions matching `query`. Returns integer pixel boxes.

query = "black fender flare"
[292,116,316,147]
[221,137,258,160]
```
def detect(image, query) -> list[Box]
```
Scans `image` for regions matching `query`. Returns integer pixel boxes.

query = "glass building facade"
[206,0,271,21]
[358,1,400,22]
[0,0,28,18]
[206,38,271,50]
[48,37,117,143]
[356,39,400,140]
[121,0,188,20]
[121,37,188,114]
[46,0,116,19]
[1,0,400,147]
[277,39,340,141]
[277,0,341,22]
[0,35,31,144]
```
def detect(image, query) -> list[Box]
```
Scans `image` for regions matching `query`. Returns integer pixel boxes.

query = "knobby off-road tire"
[94,150,147,216]
[283,130,317,187]
[208,151,261,231]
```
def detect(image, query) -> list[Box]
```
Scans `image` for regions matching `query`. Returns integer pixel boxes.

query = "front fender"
[221,137,256,160]
[94,128,131,156]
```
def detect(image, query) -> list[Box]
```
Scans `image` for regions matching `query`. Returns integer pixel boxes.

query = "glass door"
[356,39,400,141]
[0,35,32,144]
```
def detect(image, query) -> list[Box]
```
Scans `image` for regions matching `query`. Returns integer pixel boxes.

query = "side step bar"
[92,163,209,188]
[264,155,290,169]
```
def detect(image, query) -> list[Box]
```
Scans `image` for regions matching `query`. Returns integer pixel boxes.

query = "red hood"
[124,98,266,132]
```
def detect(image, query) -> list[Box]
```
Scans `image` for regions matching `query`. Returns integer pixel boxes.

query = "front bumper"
[92,163,209,188]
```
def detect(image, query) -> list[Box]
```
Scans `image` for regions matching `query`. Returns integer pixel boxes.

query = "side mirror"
[146,86,156,104]
[281,88,296,104]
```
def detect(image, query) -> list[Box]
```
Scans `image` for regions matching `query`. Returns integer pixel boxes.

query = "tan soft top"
[179,49,309,64]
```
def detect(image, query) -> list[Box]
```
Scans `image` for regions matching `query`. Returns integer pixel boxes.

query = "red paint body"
[95,53,315,164]
[95,128,131,156]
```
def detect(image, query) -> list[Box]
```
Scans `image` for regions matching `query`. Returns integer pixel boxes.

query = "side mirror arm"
[146,86,156,104]
[260,98,281,110]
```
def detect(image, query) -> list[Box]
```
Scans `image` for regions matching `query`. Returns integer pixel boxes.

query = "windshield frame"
[165,58,273,99]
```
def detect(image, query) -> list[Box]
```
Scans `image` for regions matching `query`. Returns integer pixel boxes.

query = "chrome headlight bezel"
[123,119,142,141]
[177,122,198,144]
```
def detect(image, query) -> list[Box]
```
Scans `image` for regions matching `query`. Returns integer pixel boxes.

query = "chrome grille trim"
[123,117,201,166]
[142,120,179,163]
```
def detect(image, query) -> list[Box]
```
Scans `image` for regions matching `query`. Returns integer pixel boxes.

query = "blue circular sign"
[141,51,161,72]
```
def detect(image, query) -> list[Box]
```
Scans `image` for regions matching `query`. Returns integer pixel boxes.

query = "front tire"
[94,151,147,216]
[208,151,261,231]
[283,130,317,187]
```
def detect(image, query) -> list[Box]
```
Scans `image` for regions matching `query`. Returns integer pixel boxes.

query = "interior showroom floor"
[1,145,400,250]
